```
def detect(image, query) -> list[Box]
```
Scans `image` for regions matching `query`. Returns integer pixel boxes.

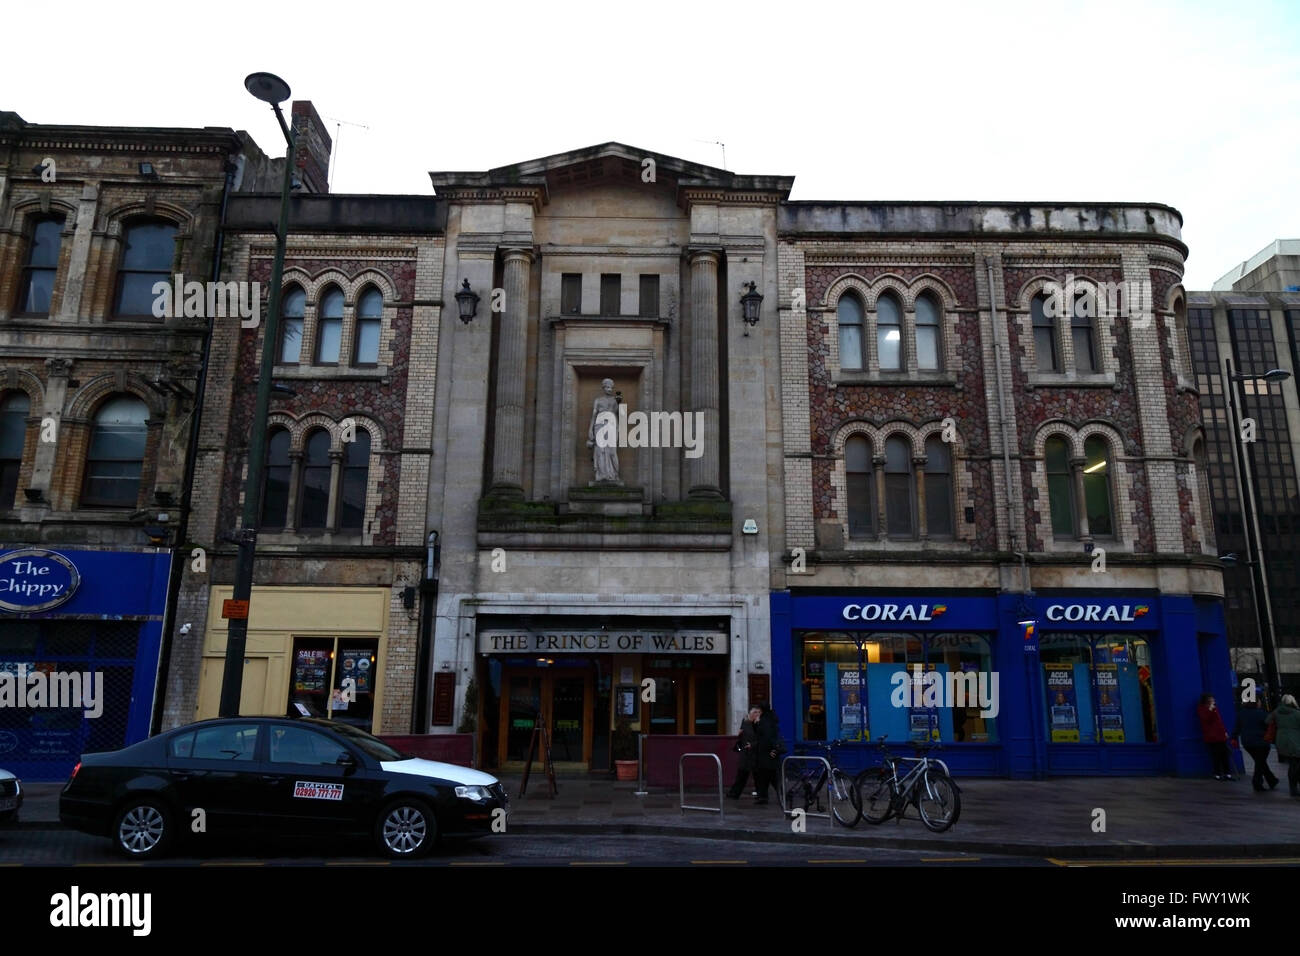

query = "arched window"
[1045,436,1075,536]
[114,220,177,317]
[1071,292,1097,372]
[315,287,343,364]
[298,429,332,529]
[278,285,305,363]
[354,287,383,366]
[845,435,874,538]
[0,392,31,507]
[877,294,903,371]
[1032,294,1058,372]
[884,436,914,536]
[82,395,149,506]
[1082,435,1113,537]
[339,429,371,530]
[924,437,953,537]
[18,216,65,315]
[915,293,942,371]
[837,293,865,371]
[261,428,291,528]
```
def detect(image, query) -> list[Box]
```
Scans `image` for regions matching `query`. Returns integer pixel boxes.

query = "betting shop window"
[1039,633,1157,744]
[798,632,998,745]
[288,637,379,731]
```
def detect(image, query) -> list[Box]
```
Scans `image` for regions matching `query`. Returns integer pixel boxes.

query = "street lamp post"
[1219,357,1290,704]
[218,72,296,718]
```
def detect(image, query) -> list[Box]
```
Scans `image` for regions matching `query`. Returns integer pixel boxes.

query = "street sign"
[222,599,249,620]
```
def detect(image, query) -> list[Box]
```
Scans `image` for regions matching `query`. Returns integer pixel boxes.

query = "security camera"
[1083,541,1095,554]
[179,623,192,635]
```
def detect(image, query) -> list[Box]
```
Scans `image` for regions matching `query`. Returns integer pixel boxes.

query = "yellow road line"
[808,858,869,864]
[449,861,506,866]
[922,856,980,862]
[569,861,628,866]
[690,860,747,865]
[75,862,143,867]
[200,861,264,866]
[325,860,390,866]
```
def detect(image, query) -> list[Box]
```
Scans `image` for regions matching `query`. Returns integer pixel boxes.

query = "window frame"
[923,436,954,538]
[845,435,875,539]
[837,292,866,371]
[883,435,916,538]
[876,293,904,372]
[1045,435,1076,538]
[15,215,66,317]
[339,428,371,531]
[914,292,943,372]
[0,391,32,508]
[314,286,344,366]
[1032,294,1060,372]
[112,218,178,319]
[352,286,383,367]
[1081,435,1115,539]
[80,394,150,509]
[561,273,582,315]
[278,285,307,365]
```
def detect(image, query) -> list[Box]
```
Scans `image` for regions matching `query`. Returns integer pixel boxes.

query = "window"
[298,429,331,529]
[169,723,259,761]
[261,427,291,528]
[82,395,148,507]
[1039,635,1157,744]
[600,274,621,316]
[353,287,382,366]
[561,273,582,314]
[1072,293,1097,372]
[639,275,660,317]
[846,436,874,538]
[915,293,942,371]
[339,429,370,530]
[0,392,30,507]
[1032,294,1058,371]
[316,286,343,364]
[1045,436,1075,536]
[924,437,953,536]
[114,220,177,317]
[267,725,348,766]
[1082,435,1113,537]
[17,216,64,315]
[884,436,914,537]
[278,285,305,363]
[837,294,865,371]
[1191,438,1215,551]
[877,294,902,370]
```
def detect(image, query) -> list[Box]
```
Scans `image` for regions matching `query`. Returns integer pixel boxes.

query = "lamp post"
[217,72,296,718]
[1220,357,1290,705]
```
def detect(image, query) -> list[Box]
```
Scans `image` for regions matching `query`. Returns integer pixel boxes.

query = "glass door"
[502,674,543,764]
[548,672,591,769]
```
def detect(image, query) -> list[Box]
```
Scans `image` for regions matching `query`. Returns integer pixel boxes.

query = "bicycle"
[855,736,961,832]
[782,738,863,827]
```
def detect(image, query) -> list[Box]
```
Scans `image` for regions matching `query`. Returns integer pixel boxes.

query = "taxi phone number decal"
[293,781,344,801]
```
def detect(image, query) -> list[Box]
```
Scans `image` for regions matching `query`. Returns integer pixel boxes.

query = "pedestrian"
[1266,693,1300,797]
[1196,693,1235,780]
[752,703,781,806]
[727,707,761,799]
[1231,699,1279,791]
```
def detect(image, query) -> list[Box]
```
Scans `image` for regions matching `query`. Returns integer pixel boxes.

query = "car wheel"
[375,798,436,860]
[113,798,173,859]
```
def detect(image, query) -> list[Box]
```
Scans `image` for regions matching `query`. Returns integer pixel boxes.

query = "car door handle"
[171,770,197,778]
[260,774,285,784]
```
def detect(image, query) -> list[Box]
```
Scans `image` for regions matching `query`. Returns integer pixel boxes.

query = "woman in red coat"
[1197,693,1235,780]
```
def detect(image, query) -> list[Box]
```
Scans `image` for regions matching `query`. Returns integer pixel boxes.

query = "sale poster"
[294,649,330,692]
[839,668,866,741]
[1045,663,1079,742]
[1095,664,1125,742]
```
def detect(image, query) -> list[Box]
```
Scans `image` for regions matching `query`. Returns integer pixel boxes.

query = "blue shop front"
[0,548,171,781]
[770,589,1231,778]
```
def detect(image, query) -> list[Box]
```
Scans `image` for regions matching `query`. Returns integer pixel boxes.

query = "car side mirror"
[337,752,357,773]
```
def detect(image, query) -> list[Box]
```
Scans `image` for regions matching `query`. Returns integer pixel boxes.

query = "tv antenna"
[692,139,727,170]
[325,115,371,188]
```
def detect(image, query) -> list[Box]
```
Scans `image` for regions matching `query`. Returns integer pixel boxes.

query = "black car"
[60,717,508,859]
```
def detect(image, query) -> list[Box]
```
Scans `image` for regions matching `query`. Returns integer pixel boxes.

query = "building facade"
[773,204,1229,777]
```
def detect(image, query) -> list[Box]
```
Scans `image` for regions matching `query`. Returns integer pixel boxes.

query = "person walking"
[1266,694,1300,797]
[752,703,781,806]
[727,707,761,799]
[1232,699,1279,791]
[1196,693,1235,780]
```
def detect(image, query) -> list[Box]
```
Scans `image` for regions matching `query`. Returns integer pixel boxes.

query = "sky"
[4,0,1296,289]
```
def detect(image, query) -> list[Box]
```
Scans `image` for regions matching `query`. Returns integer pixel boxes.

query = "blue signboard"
[1034,597,1158,630]
[790,595,997,631]
[0,550,80,613]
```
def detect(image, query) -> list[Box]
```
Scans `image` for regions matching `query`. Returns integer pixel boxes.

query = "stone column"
[1071,456,1092,539]
[874,455,887,541]
[688,249,722,498]
[490,248,532,497]
[284,451,302,531]
[914,456,928,540]
[326,450,343,529]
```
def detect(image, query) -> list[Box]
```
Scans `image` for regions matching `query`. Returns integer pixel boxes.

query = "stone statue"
[586,378,621,484]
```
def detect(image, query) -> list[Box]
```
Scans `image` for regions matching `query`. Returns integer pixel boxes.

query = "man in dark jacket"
[727,707,761,798]
[1232,699,1279,791]
[752,704,781,806]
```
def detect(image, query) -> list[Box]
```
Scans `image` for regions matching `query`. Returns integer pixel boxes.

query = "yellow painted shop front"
[196,586,392,733]
[476,620,729,772]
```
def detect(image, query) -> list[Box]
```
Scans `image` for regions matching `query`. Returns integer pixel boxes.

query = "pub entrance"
[498,666,594,771]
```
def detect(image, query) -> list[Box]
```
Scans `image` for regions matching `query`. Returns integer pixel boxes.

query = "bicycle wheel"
[915,769,960,832]
[829,768,861,827]
[855,767,894,824]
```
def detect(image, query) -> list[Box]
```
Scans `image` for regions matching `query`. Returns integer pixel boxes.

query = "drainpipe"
[151,156,237,735]
[412,530,440,733]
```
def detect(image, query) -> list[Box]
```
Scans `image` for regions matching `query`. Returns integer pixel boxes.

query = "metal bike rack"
[779,755,836,827]
[678,753,724,820]
[634,733,648,796]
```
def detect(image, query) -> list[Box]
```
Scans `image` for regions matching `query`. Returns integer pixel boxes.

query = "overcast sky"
[5,0,1296,289]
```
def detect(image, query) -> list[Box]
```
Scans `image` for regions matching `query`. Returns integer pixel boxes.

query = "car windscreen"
[302,720,406,761]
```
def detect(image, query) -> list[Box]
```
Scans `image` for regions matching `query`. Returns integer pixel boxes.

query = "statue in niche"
[586,378,622,484]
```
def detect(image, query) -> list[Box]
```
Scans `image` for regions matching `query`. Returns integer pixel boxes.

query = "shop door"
[498,670,592,769]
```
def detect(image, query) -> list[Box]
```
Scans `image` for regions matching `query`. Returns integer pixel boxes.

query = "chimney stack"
[290,100,332,193]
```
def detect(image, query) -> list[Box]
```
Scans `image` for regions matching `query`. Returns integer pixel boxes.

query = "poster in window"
[1045,663,1079,742]
[338,649,373,694]
[839,669,866,741]
[294,649,330,693]
[1095,664,1125,742]
[616,685,637,718]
